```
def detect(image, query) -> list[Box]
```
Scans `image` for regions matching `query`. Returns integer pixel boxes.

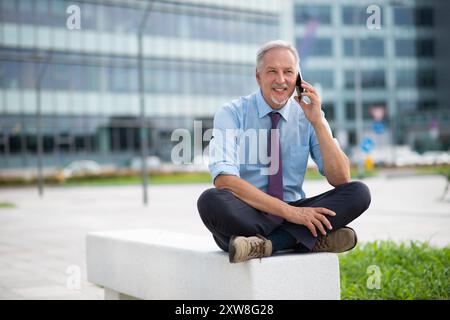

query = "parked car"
[421,151,450,165]
[62,160,101,178]
[129,156,162,171]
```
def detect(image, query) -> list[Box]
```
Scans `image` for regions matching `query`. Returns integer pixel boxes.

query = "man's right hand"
[284,206,336,237]
[215,175,336,238]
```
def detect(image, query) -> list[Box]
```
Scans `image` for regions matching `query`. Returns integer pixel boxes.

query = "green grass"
[63,172,213,186]
[2,164,446,187]
[0,202,15,209]
[339,240,450,300]
[415,165,450,177]
[304,167,378,180]
[64,167,377,186]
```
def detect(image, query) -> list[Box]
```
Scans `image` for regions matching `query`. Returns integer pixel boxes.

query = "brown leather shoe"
[229,235,272,263]
[312,227,357,253]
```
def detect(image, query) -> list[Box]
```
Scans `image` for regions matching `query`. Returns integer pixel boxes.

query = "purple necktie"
[267,112,284,224]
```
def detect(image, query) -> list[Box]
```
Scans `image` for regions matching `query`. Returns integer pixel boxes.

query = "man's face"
[256,48,297,110]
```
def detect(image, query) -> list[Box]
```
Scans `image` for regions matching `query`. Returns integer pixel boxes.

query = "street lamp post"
[352,7,365,179]
[35,52,52,198]
[137,1,155,206]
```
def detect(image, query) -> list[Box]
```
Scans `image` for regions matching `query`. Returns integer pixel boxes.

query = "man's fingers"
[300,91,319,105]
[299,99,308,109]
[306,222,317,237]
[301,82,317,94]
[300,91,316,100]
[317,207,336,216]
[301,79,314,89]
[312,218,327,236]
[295,94,313,107]
[315,213,333,231]
[296,96,308,110]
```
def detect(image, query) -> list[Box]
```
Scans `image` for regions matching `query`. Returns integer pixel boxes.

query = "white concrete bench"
[86,229,340,300]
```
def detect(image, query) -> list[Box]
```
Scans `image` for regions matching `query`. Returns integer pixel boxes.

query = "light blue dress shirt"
[208,89,337,202]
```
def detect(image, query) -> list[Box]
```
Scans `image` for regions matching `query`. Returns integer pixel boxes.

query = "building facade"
[0,0,448,169]
[293,0,449,154]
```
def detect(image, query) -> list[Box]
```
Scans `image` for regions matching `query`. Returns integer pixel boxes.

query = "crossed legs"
[197,181,371,252]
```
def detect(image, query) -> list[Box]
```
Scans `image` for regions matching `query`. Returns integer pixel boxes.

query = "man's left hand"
[294,80,322,126]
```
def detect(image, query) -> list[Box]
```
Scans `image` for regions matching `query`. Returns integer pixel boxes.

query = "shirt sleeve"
[309,111,340,176]
[208,105,241,183]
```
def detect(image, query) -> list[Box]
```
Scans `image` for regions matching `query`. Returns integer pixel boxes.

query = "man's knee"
[346,181,371,212]
[197,188,231,220]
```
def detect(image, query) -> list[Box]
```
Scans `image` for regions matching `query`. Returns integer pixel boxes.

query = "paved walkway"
[0,175,449,299]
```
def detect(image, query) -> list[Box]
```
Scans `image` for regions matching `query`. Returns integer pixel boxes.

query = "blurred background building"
[0,0,449,170]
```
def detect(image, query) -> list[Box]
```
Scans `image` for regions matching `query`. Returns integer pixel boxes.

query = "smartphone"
[295,69,304,97]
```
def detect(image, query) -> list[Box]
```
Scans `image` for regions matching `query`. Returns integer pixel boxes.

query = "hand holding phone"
[295,69,304,97]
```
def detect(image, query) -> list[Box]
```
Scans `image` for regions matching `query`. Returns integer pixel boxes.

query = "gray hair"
[256,40,300,71]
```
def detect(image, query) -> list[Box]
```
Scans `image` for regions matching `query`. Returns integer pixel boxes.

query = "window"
[311,39,332,56]
[397,100,417,112]
[345,70,354,89]
[18,0,35,24]
[9,135,23,154]
[416,8,433,26]
[348,130,357,145]
[110,5,140,33]
[0,0,18,23]
[345,102,355,120]
[418,99,437,111]
[0,61,20,89]
[108,67,137,92]
[322,103,335,121]
[417,39,434,57]
[295,5,331,24]
[361,70,385,88]
[303,69,334,89]
[144,8,279,44]
[145,60,255,96]
[36,0,50,25]
[80,2,99,30]
[396,69,415,88]
[145,11,178,37]
[397,69,436,88]
[344,38,385,57]
[46,63,72,90]
[49,0,68,27]
[418,69,436,88]
[394,7,414,26]
[345,70,385,89]
[19,62,36,89]
[346,101,386,120]
[0,49,258,95]
[297,38,332,56]
[342,6,367,25]
[394,7,433,26]
[395,39,415,56]
[26,135,37,154]
[396,39,434,57]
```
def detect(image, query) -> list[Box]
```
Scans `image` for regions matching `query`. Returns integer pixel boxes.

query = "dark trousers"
[197,181,371,252]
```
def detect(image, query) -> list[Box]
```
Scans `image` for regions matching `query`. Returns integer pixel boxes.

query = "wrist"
[311,118,325,129]
[280,203,294,219]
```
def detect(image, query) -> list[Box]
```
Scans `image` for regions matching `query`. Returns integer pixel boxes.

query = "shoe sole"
[315,227,358,253]
[341,226,358,252]
[228,235,237,263]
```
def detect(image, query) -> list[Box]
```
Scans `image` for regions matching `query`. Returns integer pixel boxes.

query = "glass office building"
[293,0,449,153]
[0,0,281,168]
[0,0,448,170]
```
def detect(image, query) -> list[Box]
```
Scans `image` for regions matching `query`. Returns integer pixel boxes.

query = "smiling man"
[197,40,371,263]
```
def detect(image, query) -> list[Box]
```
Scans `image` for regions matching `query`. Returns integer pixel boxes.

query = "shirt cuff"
[209,163,240,183]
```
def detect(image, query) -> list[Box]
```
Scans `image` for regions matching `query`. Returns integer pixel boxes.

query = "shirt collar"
[256,88,291,121]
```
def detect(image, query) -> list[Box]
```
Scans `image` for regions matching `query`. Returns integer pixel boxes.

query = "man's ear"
[255,68,261,86]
